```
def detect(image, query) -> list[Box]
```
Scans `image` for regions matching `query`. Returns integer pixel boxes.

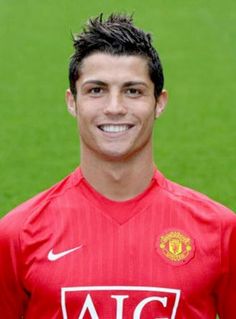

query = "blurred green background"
[0,0,235,216]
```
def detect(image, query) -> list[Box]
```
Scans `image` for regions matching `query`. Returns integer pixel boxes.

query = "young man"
[0,14,235,319]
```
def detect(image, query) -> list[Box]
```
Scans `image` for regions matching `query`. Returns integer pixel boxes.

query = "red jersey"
[0,168,236,319]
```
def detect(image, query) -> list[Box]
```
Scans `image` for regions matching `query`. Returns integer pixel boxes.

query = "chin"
[102,153,129,161]
[98,148,133,161]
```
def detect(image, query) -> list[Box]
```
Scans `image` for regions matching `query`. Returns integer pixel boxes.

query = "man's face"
[66,53,167,161]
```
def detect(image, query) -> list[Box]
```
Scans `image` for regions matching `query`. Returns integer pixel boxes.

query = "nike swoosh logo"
[48,245,83,261]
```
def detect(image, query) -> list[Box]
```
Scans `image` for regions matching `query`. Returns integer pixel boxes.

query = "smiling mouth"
[98,124,134,133]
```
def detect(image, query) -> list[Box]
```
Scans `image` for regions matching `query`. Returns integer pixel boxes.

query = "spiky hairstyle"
[69,13,164,98]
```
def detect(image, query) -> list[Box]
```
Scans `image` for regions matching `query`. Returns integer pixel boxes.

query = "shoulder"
[154,169,236,225]
[0,167,83,237]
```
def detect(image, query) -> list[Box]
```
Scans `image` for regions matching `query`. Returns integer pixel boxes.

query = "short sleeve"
[215,212,236,319]
[0,212,28,318]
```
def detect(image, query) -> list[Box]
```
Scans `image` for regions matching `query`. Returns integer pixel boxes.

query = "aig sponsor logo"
[61,286,181,319]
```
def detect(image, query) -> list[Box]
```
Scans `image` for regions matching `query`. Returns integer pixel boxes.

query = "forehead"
[78,53,151,84]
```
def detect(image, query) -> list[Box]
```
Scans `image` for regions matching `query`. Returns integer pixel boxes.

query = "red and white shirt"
[0,168,236,319]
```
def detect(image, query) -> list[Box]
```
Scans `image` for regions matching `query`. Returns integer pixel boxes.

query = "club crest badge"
[157,230,195,266]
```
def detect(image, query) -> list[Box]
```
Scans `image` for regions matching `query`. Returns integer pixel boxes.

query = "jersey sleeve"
[215,211,236,319]
[0,211,28,318]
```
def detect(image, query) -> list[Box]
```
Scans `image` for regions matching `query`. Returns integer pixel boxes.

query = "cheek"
[77,99,102,120]
[139,108,156,124]
[138,110,156,136]
[76,109,98,139]
[77,107,94,124]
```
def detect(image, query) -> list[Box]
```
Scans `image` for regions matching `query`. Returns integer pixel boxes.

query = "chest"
[22,203,219,318]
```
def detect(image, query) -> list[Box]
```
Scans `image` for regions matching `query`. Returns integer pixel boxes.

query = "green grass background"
[0,0,235,216]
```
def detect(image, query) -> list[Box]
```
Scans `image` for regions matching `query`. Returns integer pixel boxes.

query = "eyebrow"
[123,81,148,87]
[82,80,106,87]
[82,80,148,87]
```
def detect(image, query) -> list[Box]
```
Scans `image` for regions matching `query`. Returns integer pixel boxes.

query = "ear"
[155,89,168,119]
[65,89,77,117]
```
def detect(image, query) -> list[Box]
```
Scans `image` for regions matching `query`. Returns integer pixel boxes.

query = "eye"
[89,87,104,95]
[126,88,142,97]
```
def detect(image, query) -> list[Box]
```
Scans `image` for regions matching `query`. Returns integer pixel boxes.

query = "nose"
[103,92,127,116]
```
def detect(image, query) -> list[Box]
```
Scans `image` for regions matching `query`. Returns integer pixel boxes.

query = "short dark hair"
[69,13,164,98]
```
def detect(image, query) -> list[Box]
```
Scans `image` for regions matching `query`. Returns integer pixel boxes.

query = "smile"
[98,124,133,133]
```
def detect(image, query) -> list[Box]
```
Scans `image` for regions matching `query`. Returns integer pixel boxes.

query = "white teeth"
[100,125,130,133]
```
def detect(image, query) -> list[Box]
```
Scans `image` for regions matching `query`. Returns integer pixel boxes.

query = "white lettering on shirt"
[111,295,129,319]
[78,294,99,319]
[61,286,181,319]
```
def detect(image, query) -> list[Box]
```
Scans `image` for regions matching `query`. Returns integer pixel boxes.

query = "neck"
[80,148,155,201]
